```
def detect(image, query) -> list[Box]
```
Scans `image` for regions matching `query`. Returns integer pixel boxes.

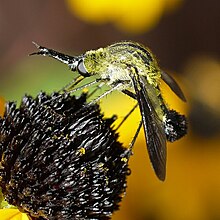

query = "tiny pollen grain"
[78,147,86,155]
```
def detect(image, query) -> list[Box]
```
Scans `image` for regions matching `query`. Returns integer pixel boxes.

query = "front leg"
[122,89,137,99]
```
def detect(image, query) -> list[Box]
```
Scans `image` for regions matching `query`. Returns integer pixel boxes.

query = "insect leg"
[122,120,143,158]
[59,75,85,92]
[122,89,137,99]
[88,83,123,106]
[46,78,100,109]
[67,79,101,94]
[87,82,105,99]
[115,103,139,131]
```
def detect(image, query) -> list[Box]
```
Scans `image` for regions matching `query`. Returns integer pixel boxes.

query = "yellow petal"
[0,96,5,118]
[0,209,30,220]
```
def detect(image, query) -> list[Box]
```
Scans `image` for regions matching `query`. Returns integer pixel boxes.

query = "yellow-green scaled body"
[84,42,163,120]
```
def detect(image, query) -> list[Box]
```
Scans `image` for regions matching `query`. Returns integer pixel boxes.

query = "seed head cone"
[0,92,130,220]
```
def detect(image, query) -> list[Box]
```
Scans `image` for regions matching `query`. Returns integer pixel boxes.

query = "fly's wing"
[161,71,186,102]
[131,74,167,181]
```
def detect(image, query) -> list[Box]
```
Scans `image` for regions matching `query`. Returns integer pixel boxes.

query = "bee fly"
[31,41,187,181]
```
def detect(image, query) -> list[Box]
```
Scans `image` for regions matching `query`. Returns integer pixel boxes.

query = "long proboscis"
[30,42,80,71]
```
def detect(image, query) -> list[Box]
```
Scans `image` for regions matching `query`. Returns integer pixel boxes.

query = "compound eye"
[77,60,90,77]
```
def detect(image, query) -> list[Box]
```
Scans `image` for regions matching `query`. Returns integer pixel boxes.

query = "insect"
[31,41,187,181]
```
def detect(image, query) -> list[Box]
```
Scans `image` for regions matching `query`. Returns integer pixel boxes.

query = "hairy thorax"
[84,46,161,91]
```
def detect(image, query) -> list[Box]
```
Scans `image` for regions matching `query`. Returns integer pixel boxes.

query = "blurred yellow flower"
[66,0,183,33]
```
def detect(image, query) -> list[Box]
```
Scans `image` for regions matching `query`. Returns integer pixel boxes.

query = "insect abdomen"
[164,110,187,142]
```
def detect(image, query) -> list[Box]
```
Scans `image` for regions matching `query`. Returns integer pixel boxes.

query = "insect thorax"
[83,44,161,90]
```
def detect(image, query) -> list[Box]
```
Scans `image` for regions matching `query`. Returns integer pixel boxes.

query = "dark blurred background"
[0,1,220,220]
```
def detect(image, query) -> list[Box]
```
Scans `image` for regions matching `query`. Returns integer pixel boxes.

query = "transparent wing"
[131,74,167,181]
[161,71,186,102]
